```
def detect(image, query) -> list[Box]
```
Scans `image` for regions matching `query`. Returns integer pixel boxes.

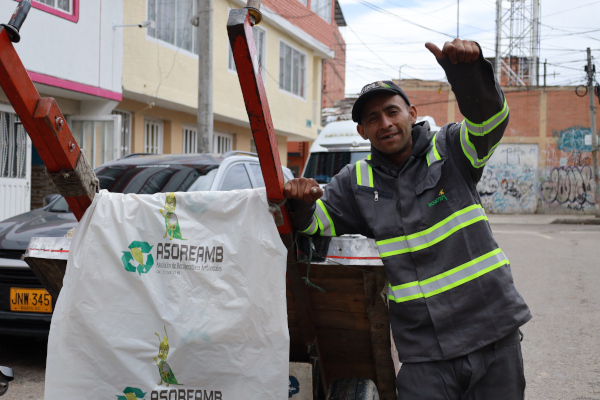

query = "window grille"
[144,119,164,154]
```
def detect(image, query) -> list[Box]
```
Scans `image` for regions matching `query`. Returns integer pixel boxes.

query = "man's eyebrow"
[365,110,379,119]
[383,104,401,112]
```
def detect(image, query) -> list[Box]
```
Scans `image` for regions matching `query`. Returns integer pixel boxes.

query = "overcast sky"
[337,0,600,95]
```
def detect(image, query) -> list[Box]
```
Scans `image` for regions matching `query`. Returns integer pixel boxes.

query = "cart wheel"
[0,376,8,396]
[326,377,380,400]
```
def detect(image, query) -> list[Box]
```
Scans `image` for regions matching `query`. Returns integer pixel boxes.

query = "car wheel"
[326,377,380,400]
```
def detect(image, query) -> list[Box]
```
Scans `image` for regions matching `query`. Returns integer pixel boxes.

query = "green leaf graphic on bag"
[116,386,146,399]
[121,241,154,275]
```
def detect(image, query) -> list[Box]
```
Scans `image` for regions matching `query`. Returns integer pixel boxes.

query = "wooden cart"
[4,0,397,397]
[24,234,396,400]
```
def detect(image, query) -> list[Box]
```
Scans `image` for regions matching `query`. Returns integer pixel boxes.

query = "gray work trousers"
[396,329,525,400]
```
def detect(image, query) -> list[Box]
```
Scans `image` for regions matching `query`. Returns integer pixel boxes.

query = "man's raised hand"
[284,177,323,203]
[425,39,479,64]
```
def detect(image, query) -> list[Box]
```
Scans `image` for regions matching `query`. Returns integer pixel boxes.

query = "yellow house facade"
[118,0,333,166]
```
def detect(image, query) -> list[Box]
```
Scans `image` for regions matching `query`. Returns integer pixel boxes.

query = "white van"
[302,116,440,185]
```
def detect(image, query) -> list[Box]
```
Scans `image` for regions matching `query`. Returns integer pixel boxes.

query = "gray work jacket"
[290,53,532,363]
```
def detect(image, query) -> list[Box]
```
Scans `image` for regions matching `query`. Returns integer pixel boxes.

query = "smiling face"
[357,93,418,167]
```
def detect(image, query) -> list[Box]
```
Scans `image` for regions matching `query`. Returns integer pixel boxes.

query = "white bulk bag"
[45,188,289,400]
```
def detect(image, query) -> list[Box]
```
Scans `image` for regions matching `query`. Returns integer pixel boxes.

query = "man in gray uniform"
[283,39,531,399]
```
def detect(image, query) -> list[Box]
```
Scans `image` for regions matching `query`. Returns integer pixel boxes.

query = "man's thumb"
[425,42,445,59]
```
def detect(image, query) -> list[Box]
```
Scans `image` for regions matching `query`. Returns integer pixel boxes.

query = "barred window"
[112,110,132,157]
[0,112,26,179]
[144,119,164,154]
[213,132,233,154]
[183,126,198,154]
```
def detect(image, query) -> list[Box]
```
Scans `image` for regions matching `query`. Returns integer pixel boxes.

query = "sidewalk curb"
[551,218,600,225]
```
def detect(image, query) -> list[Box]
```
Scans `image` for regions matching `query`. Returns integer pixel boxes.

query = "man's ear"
[357,124,368,140]
[409,105,418,124]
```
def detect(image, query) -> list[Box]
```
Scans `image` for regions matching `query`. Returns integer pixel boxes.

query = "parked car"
[0,152,294,336]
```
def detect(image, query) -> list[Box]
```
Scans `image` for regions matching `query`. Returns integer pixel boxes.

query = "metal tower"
[495,0,541,86]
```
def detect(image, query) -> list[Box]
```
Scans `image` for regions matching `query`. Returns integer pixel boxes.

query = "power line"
[355,0,455,38]
[542,0,600,19]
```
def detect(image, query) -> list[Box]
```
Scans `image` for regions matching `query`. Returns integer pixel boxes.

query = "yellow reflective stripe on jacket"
[355,154,373,187]
[300,215,319,235]
[464,99,509,136]
[315,199,337,236]
[388,248,509,303]
[426,131,441,167]
[460,121,502,169]
[376,205,488,257]
[460,99,509,168]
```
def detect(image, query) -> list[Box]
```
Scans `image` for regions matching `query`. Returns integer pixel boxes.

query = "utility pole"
[399,64,407,83]
[543,59,546,87]
[494,0,501,82]
[586,48,600,215]
[197,0,213,153]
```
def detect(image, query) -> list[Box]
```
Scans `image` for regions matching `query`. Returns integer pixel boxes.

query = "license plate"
[10,287,52,313]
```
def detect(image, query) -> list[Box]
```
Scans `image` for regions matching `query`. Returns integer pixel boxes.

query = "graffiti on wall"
[477,144,538,214]
[554,126,593,153]
[537,126,597,213]
[539,165,594,212]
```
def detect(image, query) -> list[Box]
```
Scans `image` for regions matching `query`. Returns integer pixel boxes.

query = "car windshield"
[303,151,371,184]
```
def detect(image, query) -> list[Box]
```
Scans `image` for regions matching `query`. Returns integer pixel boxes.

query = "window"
[28,0,79,22]
[70,119,119,169]
[228,26,266,82]
[297,0,307,4]
[36,0,71,12]
[183,125,198,154]
[147,0,198,54]
[311,0,332,22]
[249,163,265,188]
[0,112,26,179]
[279,41,306,98]
[144,119,164,154]
[220,164,252,191]
[112,110,132,157]
[213,132,233,154]
[303,151,371,183]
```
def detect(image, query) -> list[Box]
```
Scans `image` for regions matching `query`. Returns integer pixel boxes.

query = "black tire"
[326,377,380,400]
[0,376,8,396]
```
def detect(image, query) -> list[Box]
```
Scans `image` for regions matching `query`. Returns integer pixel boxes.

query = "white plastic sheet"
[45,188,289,400]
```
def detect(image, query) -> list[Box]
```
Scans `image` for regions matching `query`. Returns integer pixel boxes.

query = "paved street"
[1,216,599,399]
[491,220,600,400]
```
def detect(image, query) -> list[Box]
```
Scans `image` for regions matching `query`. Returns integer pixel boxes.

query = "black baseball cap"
[352,80,411,123]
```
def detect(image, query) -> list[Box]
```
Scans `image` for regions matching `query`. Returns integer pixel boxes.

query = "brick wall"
[400,79,600,214]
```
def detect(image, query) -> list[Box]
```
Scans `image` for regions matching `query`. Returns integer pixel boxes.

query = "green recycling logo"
[116,387,146,400]
[121,241,154,275]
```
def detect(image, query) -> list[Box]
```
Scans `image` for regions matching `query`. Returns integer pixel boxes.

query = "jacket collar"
[368,121,434,175]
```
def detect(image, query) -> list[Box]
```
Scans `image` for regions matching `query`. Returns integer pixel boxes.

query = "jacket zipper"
[374,191,379,201]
